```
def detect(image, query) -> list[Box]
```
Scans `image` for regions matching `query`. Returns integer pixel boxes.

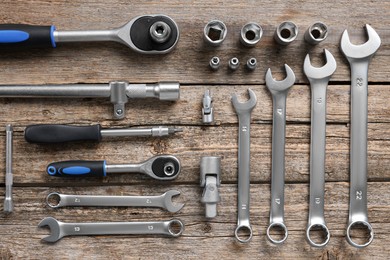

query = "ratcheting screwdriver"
[0,14,179,54]
[25,124,182,143]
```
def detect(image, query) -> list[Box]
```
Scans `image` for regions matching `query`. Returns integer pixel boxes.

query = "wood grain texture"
[0,0,389,259]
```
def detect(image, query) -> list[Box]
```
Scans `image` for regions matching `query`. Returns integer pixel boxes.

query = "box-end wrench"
[3,125,13,213]
[46,190,184,213]
[0,15,179,54]
[38,217,184,243]
[340,24,381,248]
[231,89,257,243]
[303,49,337,247]
[265,64,295,244]
[47,155,181,181]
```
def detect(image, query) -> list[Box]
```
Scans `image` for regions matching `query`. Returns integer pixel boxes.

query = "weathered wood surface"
[0,0,389,259]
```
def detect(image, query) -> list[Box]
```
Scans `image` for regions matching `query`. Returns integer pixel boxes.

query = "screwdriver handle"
[47,160,106,177]
[25,124,102,143]
[0,24,56,48]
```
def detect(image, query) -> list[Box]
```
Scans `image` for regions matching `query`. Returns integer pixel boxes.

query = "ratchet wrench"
[303,49,337,247]
[265,64,295,244]
[0,15,179,54]
[46,190,184,213]
[38,217,184,243]
[231,89,257,243]
[47,155,181,181]
[340,24,381,248]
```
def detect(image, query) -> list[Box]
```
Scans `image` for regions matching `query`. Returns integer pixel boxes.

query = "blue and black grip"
[25,124,102,143]
[47,160,106,177]
[0,24,56,48]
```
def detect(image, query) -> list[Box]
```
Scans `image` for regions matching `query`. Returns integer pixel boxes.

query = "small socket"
[274,21,298,45]
[149,21,172,44]
[209,56,220,70]
[204,20,227,46]
[240,23,263,47]
[304,22,328,44]
[246,58,257,70]
[228,57,240,70]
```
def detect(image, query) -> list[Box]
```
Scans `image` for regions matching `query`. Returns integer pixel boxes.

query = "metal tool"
[229,57,240,71]
[304,49,337,247]
[3,125,13,213]
[304,22,328,45]
[209,56,220,70]
[46,190,184,213]
[0,81,180,119]
[38,217,184,242]
[246,58,257,71]
[25,124,182,143]
[265,64,295,244]
[340,24,381,248]
[202,90,214,124]
[0,15,179,54]
[274,22,298,45]
[240,23,262,47]
[231,89,257,243]
[47,155,181,181]
[204,20,227,46]
[200,156,221,218]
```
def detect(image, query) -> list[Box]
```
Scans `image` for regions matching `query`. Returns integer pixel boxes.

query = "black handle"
[47,160,106,177]
[0,24,56,48]
[25,124,102,143]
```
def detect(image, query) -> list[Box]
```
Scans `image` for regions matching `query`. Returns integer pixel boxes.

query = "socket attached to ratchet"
[0,15,179,54]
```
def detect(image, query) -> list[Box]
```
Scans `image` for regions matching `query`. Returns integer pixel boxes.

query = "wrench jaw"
[162,190,185,213]
[266,222,288,244]
[303,49,337,81]
[340,24,381,62]
[38,217,64,243]
[231,89,257,115]
[265,65,296,95]
[306,223,330,248]
[346,220,374,248]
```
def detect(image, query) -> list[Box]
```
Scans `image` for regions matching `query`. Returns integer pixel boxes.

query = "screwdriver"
[25,124,182,143]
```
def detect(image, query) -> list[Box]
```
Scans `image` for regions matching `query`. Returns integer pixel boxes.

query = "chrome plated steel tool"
[3,124,13,213]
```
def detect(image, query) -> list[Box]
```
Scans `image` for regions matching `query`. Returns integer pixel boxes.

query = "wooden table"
[0,0,389,259]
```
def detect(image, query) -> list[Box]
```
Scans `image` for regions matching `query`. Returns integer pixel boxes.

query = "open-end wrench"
[38,217,184,243]
[3,125,13,213]
[340,24,381,248]
[265,64,295,244]
[303,49,337,247]
[46,190,184,213]
[231,89,257,243]
[47,155,181,181]
[0,15,179,54]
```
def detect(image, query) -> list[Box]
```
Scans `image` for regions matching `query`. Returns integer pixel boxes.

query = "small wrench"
[47,155,181,181]
[231,89,257,243]
[46,190,184,213]
[303,49,337,247]
[38,217,184,243]
[265,64,295,244]
[3,125,13,213]
[340,24,381,248]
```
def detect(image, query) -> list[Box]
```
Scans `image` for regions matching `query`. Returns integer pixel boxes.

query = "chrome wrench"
[38,217,184,243]
[303,49,337,247]
[340,24,381,248]
[231,89,257,243]
[3,125,13,213]
[46,190,184,213]
[265,64,295,244]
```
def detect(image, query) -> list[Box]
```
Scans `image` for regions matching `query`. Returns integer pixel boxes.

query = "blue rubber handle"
[0,24,56,48]
[47,160,106,177]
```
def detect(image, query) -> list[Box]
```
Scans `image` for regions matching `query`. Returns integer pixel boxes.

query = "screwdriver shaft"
[100,126,182,138]
[4,124,13,213]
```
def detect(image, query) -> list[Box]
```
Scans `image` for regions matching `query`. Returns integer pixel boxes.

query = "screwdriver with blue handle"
[0,14,179,54]
[25,124,182,143]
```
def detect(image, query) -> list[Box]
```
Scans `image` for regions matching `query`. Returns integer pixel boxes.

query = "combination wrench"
[47,155,181,181]
[0,15,179,54]
[265,64,295,244]
[303,49,337,247]
[46,190,184,213]
[38,217,184,243]
[340,24,381,248]
[231,89,257,243]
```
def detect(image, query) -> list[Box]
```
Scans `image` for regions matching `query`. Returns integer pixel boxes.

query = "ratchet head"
[162,190,185,213]
[340,24,381,61]
[304,49,337,81]
[141,155,181,180]
[38,217,63,243]
[265,64,296,94]
[231,88,257,115]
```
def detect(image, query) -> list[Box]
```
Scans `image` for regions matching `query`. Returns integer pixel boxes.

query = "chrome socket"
[240,23,263,47]
[274,21,298,45]
[246,58,257,70]
[304,22,328,45]
[209,56,220,70]
[228,57,240,70]
[204,20,227,46]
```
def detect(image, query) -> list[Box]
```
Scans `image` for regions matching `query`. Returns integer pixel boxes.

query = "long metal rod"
[4,124,13,213]
[54,30,117,42]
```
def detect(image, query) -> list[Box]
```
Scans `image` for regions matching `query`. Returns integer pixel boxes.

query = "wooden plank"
[0,183,389,259]
[0,1,388,84]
